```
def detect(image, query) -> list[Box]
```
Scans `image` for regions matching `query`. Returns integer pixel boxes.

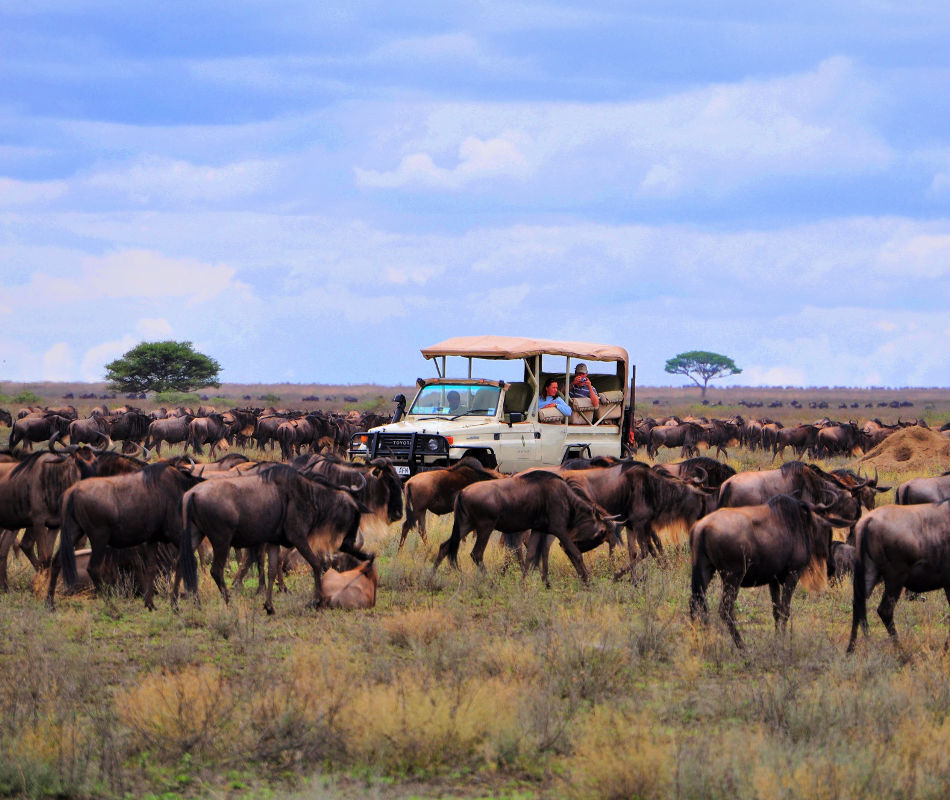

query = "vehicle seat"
[590,375,624,423]
[471,388,497,413]
[502,382,532,422]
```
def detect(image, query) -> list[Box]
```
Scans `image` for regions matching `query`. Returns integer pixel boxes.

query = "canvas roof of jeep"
[421,336,628,369]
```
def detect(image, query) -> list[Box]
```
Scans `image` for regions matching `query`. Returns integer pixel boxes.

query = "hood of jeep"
[369,417,498,436]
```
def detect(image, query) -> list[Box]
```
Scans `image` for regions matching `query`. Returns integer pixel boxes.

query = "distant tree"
[105,341,221,394]
[665,351,741,399]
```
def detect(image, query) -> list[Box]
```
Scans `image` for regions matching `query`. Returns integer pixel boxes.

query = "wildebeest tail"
[851,517,870,634]
[895,483,907,505]
[403,484,417,531]
[59,490,79,589]
[179,492,199,594]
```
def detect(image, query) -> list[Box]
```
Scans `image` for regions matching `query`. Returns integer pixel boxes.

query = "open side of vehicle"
[349,335,634,476]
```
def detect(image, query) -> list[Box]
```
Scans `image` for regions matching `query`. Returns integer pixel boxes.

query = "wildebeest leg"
[17,527,44,574]
[768,580,782,631]
[469,522,495,571]
[550,528,589,584]
[291,540,328,609]
[944,587,950,651]
[0,529,16,592]
[262,544,280,615]
[209,545,232,606]
[231,548,256,591]
[719,578,744,649]
[141,542,159,611]
[777,576,797,635]
[689,562,713,624]
[85,543,109,599]
[877,577,905,655]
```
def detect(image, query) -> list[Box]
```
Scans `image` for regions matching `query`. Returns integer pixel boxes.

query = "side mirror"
[508,412,524,426]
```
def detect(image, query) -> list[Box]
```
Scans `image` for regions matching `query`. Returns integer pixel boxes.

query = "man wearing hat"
[569,363,599,408]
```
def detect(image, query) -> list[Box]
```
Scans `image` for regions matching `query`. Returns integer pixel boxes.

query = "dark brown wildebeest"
[38,543,177,598]
[718,461,865,524]
[847,500,950,654]
[432,470,618,586]
[276,414,329,461]
[68,415,112,448]
[690,494,849,648]
[829,540,856,584]
[697,418,742,459]
[646,422,703,460]
[895,472,950,505]
[398,457,502,549]
[9,412,72,451]
[46,462,205,610]
[771,424,819,461]
[221,408,259,448]
[556,460,716,576]
[0,409,13,428]
[144,415,194,456]
[186,413,230,458]
[255,413,293,452]
[109,410,151,454]
[653,457,736,492]
[178,464,371,614]
[294,454,402,539]
[814,421,867,459]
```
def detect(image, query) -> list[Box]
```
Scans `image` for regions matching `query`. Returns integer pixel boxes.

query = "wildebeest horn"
[692,465,708,485]
[89,430,111,452]
[814,489,838,510]
[49,430,78,454]
[349,472,367,492]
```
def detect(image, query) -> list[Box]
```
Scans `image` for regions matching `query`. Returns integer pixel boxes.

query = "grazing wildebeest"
[653,457,736,492]
[0,409,13,428]
[109,410,151,454]
[771,424,819,461]
[557,460,716,576]
[847,500,950,654]
[39,543,177,598]
[398,457,502,549]
[144,415,194,456]
[46,462,204,610]
[718,461,865,524]
[186,413,230,458]
[830,540,856,584]
[178,464,371,614]
[646,422,703,459]
[294,454,402,540]
[68,415,112,448]
[432,470,618,586]
[690,494,848,648]
[895,472,950,505]
[9,412,71,451]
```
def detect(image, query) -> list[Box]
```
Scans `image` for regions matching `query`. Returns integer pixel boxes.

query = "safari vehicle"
[348,336,634,476]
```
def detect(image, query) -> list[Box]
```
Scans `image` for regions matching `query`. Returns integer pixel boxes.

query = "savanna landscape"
[3,382,950,800]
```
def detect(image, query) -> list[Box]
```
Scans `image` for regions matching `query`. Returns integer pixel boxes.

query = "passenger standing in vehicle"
[569,363,599,407]
[539,379,571,417]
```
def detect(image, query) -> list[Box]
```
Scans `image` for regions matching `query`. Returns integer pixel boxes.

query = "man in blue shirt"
[539,378,571,417]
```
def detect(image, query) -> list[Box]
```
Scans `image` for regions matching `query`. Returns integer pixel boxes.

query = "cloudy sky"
[2,1,950,389]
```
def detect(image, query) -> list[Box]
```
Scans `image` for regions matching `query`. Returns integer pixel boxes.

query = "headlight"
[427,438,440,452]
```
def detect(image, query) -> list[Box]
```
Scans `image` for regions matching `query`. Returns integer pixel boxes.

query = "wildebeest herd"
[1,402,950,655]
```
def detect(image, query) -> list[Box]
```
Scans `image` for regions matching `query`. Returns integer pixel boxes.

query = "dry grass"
[2,386,950,798]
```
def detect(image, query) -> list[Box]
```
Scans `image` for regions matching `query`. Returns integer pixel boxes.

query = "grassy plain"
[2,384,950,799]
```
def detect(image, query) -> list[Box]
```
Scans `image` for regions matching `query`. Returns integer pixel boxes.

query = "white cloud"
[136,317,174,338]
[0,176,68,207]
[740,365,809,387]
[356,132,532,190]
[876,232,950,278]
[80,335,137,382]
[42,342,73,381]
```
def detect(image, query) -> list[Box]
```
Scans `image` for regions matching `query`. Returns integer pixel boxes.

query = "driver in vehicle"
[447,390,461,413]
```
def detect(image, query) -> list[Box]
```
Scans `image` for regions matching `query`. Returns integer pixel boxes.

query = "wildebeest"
[9,412,72,451]
[186,413,230,458]
[830,540,856,583]
[690,495,848,648]
[398,457,502,549]
[46,462,205,609]
[771,424,819,461]
[814,422,867,458]
[109,410,152,454]
[68,415,112,448]
[646,422,703,460]
[178,464,372,614]
[557,460,716,576]
[432,470,618,586]
[38,543,177,598]
[895,472,950,505]
[144,415,194,456]
[321,554,378,609]
[294,454,402,540]
[653,457,736,492]
[847,500,950,654]
[718,461,865,524]
[0,409,13,428]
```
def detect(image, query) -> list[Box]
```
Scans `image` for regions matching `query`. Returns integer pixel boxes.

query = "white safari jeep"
[348,336,633,476]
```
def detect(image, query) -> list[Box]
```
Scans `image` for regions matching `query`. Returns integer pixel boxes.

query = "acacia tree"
[104,341,222,394]
[664,351,741,399]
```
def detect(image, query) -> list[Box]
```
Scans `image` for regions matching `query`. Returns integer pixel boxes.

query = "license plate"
[395,465,411,476]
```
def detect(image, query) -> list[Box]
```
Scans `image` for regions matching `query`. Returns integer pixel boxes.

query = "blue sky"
[2,1,950,389]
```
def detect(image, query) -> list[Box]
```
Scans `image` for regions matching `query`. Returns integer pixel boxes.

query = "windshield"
[408,383,501,417]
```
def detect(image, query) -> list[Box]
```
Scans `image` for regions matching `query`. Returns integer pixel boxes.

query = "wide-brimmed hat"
[574,363,588,374]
